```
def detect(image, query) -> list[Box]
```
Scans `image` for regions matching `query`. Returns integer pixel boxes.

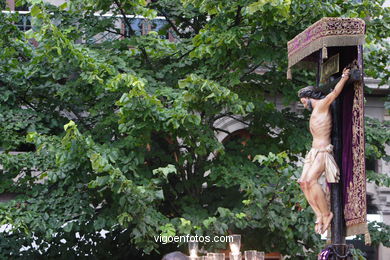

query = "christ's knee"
[299,180,309,191]
[307,179,319,190]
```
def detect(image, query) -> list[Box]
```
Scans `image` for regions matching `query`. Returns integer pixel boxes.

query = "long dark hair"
[297,86,326,99]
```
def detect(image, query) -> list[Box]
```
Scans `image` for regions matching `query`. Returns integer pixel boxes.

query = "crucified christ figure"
[297,67,350,234]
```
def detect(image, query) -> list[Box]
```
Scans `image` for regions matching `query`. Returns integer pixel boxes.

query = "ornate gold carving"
[344,82,367,231]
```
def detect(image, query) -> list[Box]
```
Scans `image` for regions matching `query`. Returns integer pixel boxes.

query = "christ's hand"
[341,68,350,79]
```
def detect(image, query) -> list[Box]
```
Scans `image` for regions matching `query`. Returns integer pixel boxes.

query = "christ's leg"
[305,153,333,234]
[299,160,323,233]
[299,181,323,233]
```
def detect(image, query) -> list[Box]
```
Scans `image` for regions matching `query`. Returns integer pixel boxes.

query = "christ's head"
[297,86,325,111]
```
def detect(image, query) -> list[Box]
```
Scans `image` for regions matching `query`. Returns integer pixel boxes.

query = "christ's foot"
[315,217,323,234]
[321,212,333,234]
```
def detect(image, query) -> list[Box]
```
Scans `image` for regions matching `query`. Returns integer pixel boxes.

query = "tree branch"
[1,80,38,111]
[159,10,184,38]
[227,115,250,126]
[104,28,127,37]
[175,46,197,61]
[235,6,242,26]
[211,112,233,124]
[140,47,153,68]
[113,0,135,36]
[240,62,263,80]
[228,5,242,29]
[212,127,231,135]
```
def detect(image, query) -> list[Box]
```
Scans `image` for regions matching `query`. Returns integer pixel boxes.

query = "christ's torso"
[309,106,332,149]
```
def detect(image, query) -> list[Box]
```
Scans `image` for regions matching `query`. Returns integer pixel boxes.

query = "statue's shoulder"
[316,99,332,112]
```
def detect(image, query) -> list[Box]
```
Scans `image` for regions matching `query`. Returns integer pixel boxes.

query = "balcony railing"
[2,10,32,31]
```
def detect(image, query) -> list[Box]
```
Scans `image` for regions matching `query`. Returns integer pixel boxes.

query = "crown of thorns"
[297,86,325,99]
[297,86,314,98]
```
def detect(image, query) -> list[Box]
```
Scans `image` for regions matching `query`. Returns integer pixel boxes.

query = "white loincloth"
[303,144,340,183]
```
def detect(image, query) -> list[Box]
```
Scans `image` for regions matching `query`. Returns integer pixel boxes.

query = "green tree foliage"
[0,0,389,258]
[365,117,390,187]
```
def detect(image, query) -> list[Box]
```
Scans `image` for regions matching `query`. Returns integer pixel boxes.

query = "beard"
[307,99,313,111]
